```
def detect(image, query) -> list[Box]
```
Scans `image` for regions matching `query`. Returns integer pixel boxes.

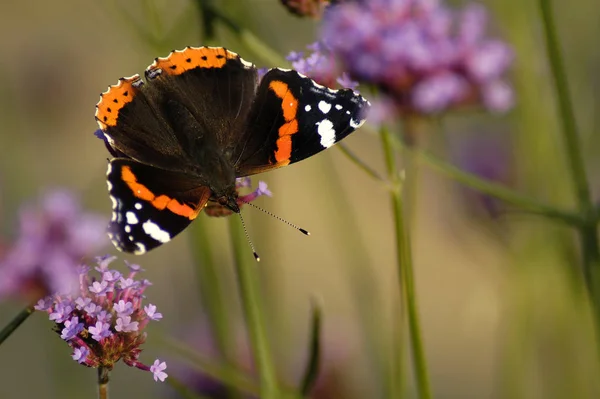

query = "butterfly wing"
[107,158,211,254]
[232,68,370,176]
[96,47,258,175]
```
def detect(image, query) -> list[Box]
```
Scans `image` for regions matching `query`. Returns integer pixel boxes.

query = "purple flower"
[35,256,166,382]
[61,316,84,340]
[114,300,134,316]
[0,189,108,301]
[150,360,168,382]
[115,316,139,332]
[286,42,346,89]
[144,304,163,321]
[89,321,112,341]
[89,280,112,296]
[72,346,89,364]
[320,0,514,116]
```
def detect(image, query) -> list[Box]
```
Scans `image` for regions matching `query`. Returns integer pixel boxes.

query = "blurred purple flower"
[0,189,108,301]
[321,0,514,116]
[286,42,359,90]
[205,178,272,217]
[34,256,167,382]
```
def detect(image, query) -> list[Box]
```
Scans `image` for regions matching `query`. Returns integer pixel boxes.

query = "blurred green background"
[1,0,600,398]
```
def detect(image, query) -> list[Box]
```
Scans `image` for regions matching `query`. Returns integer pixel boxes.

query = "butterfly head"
[215,193,240,213]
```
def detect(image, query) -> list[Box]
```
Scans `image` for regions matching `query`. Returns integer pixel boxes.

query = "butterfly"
[95,46,370,254]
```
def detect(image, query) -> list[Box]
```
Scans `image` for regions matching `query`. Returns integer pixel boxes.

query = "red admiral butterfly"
[95,46,370,254]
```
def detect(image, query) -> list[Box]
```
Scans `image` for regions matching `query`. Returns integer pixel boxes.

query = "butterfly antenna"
[242,201,310,236]
[238,212,260,262]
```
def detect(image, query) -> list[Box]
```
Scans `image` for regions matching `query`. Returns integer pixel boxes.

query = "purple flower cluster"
[34,256,167,382]
[0,190,107,301]
[204,177,272,217]
[287,42,359,90]
[321,0,514,115]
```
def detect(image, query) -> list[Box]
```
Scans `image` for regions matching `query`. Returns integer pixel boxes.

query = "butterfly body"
[96,46,369,254]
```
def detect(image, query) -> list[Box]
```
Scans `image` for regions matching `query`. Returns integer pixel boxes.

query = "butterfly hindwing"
[233,68,370,176]
[107,158,211,254]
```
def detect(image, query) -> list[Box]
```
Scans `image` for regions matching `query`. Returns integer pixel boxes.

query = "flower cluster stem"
[538,0,600,331]
[228,217,280,399]
[381,125,432,399]
[97,367,110,399]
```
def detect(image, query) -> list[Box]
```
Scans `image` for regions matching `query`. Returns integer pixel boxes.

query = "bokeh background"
[1,0,600,398]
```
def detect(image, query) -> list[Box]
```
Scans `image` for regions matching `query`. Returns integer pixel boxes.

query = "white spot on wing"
[135,203,142,210]
[126,211,139,225]
[305,105,311,112]
[335,104,343,110]
[134,242,146,254]
[318,101,332,114]
[125,225,131,233]
[111,212,117,222]
[316,119,336,148]
[109,195,117,209]
[350,118,366,129]
[143,220,171,243]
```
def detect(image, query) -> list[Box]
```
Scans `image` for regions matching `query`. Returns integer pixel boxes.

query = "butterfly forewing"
[233,68,370,176]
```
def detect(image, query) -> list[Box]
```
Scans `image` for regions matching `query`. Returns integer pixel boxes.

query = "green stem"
[194,0,217,40]
[201,2,286,66]
[381,126,432,399]
[299,301,322,397]
[228,217,280,399]
[157,334,260,395]
[0,304,34,345]
[538,0,600,309]
[396,139,583,227]
[337,143,386,182]
[189,218,238,397]
[97,367,110,399]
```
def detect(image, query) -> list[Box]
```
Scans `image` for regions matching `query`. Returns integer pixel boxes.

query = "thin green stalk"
[189,218,238,396]
[97,367,110,399]
[396,139,583,227]
[299,301,322,397]
[337,143,386,182]
[194,0,217,40]
[0,304,34,345]
[228,217,280,399]
[538,0,600,313]
[157,334,260,395]
[201,2,287,66]
[381,125,432,399]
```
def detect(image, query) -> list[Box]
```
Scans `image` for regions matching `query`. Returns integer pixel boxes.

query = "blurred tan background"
[1,0,600,398]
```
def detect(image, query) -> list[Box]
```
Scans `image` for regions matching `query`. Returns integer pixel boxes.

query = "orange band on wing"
[269,80,300,163]
[121,166,200,219]
[146,47,238,77]
[95,75,142,129]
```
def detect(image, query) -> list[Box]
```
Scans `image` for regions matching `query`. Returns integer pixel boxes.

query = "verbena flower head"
[35,256,167,382]
[321,0,514,115]
[204,177,272,217]
[287,42,359,90]
[0,190,107,301]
